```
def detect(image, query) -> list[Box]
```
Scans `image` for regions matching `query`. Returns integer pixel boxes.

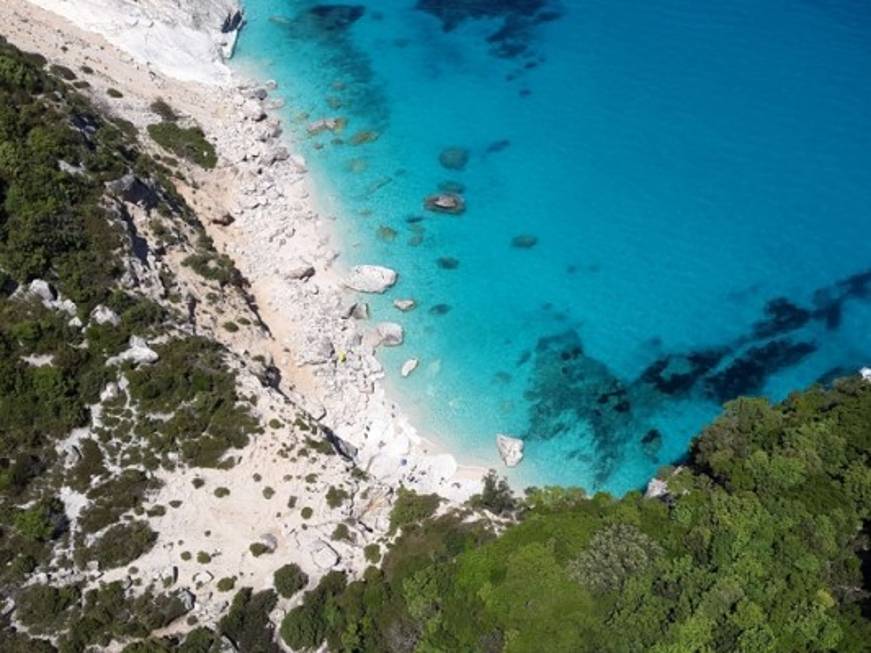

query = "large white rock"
[496,434,524,467]
[344,265,398,294]
[311,540,340,570]
[375,322,404,347]
[107,336,159,366]
[861,367,871,382]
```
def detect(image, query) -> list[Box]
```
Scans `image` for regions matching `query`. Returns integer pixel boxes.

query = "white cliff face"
[28,0,241,84]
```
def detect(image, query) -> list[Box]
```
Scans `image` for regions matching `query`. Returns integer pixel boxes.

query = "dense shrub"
[147,122,217,169]
[218,587,280,652]
[388,487,440,534]
[274,563,308,598]
[84,520,157,569]
[279,379,871,652]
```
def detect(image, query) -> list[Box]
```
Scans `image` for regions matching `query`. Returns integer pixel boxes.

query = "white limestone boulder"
[344,265,397,293]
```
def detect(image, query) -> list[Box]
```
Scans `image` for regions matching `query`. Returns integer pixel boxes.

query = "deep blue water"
[235,0,871,493]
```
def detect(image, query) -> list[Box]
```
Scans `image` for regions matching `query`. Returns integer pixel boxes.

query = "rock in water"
[438,146,469,170]
[344,265,398,293]
[393,298,416,312]
[511,234,538,249]
[424,193,465,215]
[862,367,871,382]
[375,322,404,347]
[496,434,524,467]
[401,358,419,377]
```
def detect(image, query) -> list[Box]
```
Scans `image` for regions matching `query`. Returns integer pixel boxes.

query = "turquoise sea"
[234,0,871,494]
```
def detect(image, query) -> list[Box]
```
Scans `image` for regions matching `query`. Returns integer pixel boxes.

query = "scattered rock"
[307,117,345,134]
[438,146,469,170]
[106,173,158,210]
[401,358,419,377]
[511,234,538,249]
[393,299,416,312]
[344,265,398,293]
[376,225,397,242]
[106,336,159,366]
[311,540,340,570]
[424,193,465,215]
[177,589,195,612]
[242,99,266,121]
[286,263,316,281]
[258,533,278,553]
[90,305,120,326]
[211,213,235,226]
[644,478,669,499]
[496,434,524,467]
[437,257,459,270]
[345,302,370,320]
[349,130,379,145]
[375,322,404,347]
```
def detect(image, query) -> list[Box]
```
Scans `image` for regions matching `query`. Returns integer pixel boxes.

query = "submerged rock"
[511,234,538,249]
[307,117,346,134]
[496,434,524,467]
[438,146,469,170]
[439,180,466,194]
[349,130,379,145]
[376,225,397,242]
[424,192,465,215]
[344,265,398,293]
[437,257,459,270]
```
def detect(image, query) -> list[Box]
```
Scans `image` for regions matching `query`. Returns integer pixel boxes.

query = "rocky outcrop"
[106,336,159,366]
[644,478,669,499]
[344,265,398,293]
[496,434,524,467]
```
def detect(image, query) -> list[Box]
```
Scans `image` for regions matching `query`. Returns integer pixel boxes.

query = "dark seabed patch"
[415,0,563,59]
[517,266,871,489]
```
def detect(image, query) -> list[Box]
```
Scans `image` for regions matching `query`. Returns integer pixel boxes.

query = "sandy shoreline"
[1,0,487,500]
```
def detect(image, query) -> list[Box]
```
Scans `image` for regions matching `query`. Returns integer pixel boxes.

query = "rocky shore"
[8,0,484,501]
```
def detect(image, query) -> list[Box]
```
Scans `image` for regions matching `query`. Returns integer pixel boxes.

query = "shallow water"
[235,0,871,494]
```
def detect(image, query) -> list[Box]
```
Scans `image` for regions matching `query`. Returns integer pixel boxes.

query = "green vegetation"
[388,486,440,534]
[249,542,272,557]
[147,122,217,169]
[325,485,348,509]
[281,379,871,652]
[274,563,308,598]
[216,576,236,592]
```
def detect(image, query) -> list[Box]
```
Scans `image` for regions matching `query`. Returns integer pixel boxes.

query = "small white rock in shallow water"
[401,358,419,377]
[375,322,404,347]
[496,434,524,467]
[345,265,398,293]
[393,298,416,312]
